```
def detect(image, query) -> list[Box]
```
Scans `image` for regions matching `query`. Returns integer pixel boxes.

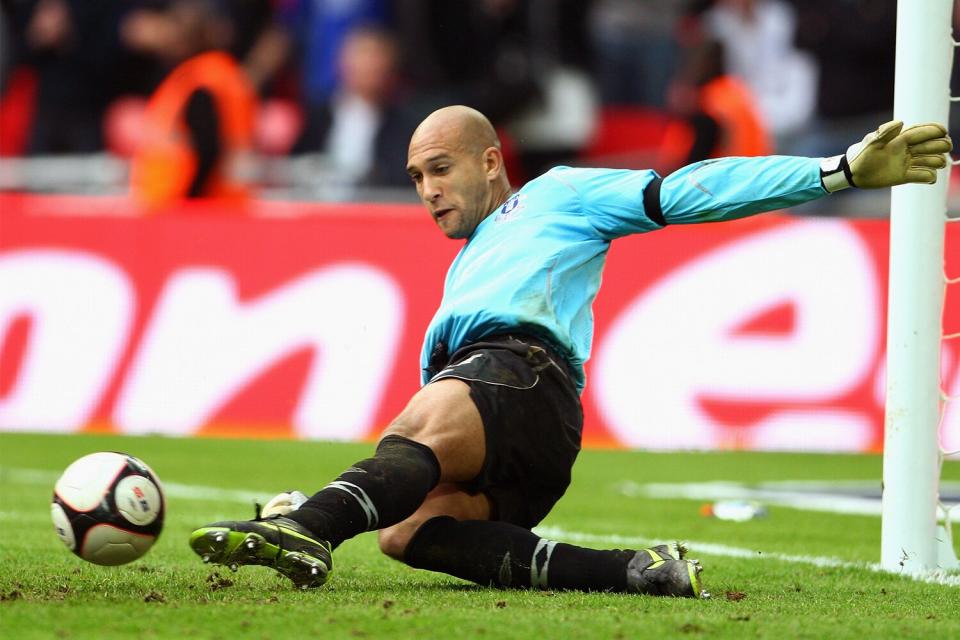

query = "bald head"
[410,105,501,156]
[406,106,513,239]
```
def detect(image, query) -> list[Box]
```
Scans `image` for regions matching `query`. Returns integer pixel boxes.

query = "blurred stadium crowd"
[0,0,952,209]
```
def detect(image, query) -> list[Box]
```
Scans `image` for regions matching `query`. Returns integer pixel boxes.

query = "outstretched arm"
[659,121,951,225]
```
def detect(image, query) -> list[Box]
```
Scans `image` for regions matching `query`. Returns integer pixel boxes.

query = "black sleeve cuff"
[643,177,666,226]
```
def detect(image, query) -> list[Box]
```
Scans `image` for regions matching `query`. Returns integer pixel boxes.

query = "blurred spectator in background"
[792,0,896,158]
[105,0,297,160]
[503,0,598,180]
[0,0,37,156]
[1,1,12,93]
[392,0,597,181]
[227,0,291,94]
[699,0,816,151]
[392,0,536,181]
[278,0,389,132]
[659,34,772,172]
[225,0,301,157]
[392,0,538,124]
[587,0,686,108]
[123,0,257,209]
[652,3,773,174]
[294,25,413,187]
[3,0,127,154]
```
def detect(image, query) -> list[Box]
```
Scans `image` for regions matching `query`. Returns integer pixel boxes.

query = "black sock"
[403,517,634,592]
[286,435,440,548]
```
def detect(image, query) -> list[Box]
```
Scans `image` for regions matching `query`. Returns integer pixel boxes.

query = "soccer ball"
[51,452,165,566]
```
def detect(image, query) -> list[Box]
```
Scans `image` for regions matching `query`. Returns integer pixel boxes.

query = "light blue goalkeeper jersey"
[420,156,828,391]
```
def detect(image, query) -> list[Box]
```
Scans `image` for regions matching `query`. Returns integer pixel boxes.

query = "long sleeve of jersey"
[660,156,827,225]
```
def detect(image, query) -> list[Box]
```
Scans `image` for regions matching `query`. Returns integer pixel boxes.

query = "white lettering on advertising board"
[0,250,134,431]
[592,222,879,450]
[113,264,404,439]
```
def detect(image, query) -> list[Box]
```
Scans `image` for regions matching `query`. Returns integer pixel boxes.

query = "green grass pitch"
[1,432,957,640]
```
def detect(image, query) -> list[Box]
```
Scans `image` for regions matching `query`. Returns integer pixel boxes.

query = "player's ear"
[483,146,503,180]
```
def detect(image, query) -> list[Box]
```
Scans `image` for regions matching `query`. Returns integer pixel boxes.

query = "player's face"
[407,134,494,239]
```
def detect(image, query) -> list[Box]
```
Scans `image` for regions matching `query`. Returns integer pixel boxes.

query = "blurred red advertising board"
[1,194,958,451]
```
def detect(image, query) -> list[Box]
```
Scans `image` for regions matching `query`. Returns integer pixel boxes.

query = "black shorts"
[427,334,583,529]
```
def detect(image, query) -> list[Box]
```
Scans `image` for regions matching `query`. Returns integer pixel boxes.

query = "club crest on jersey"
[495,194,525,222]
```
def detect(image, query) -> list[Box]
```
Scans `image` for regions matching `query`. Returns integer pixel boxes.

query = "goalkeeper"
[190,107,950,598]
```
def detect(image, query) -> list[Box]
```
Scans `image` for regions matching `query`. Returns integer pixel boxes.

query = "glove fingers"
[261,489,307,518]
[910,154,948,169]
[909,138,953,155]
[899,122,950,146]
[261,492,295,518]
[904,168,938,184]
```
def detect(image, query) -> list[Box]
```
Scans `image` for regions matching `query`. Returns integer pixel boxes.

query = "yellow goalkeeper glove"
[820,120,952,192]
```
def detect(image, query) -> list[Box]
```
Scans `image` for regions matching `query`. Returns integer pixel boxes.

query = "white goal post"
[881,0,957,574]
